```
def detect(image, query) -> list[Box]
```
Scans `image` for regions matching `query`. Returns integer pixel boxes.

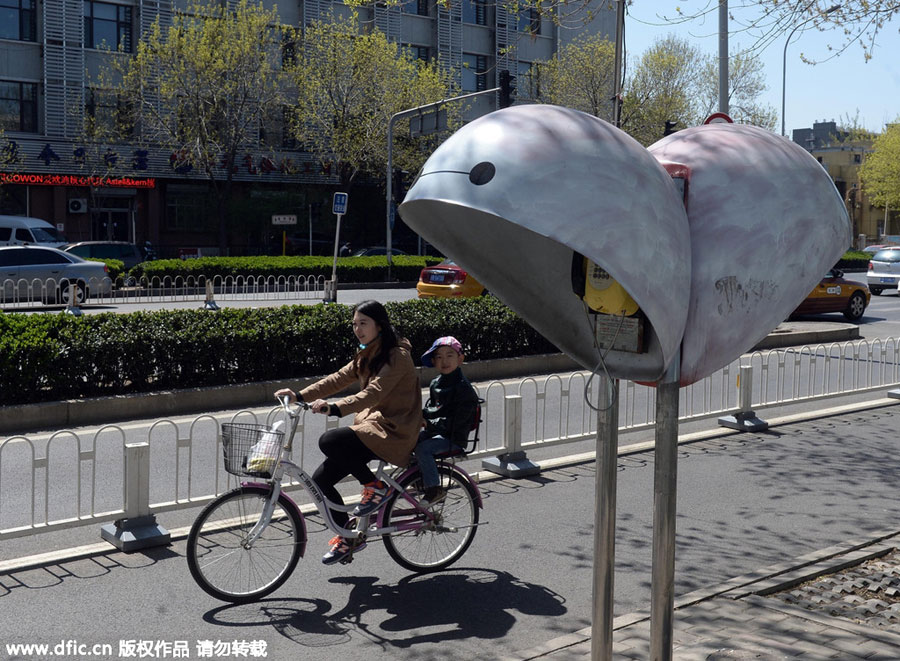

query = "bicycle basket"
[221,423,284,477]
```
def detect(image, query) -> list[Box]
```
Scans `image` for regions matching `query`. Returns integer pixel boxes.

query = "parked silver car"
[866,248,900,295]
[0,245,112,305]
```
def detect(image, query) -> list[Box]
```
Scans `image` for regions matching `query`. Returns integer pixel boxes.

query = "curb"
[4,393,896,576]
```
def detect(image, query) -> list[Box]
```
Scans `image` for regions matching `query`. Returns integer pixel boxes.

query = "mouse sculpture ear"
[400,105,691,384]
[649,124,851,385]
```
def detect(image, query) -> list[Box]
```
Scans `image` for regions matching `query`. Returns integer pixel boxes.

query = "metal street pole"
[781,5,841,136]
[650,353,680,661]
[386,87,504,278]
[611,0,625,127]
[591,378,619,660]
[718,0,729,114]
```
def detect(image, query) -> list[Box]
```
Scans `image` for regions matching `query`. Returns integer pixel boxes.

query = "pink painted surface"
[649,124,850,385]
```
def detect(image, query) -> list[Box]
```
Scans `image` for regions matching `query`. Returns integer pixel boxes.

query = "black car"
[63,241,145,270]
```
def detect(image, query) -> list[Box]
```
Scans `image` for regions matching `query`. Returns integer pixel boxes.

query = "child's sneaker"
[321,535,367,565]
[422,486,446,507]
[352,481,389,516]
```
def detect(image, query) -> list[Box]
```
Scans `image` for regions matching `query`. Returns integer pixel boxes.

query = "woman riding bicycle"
[275,299,422,565]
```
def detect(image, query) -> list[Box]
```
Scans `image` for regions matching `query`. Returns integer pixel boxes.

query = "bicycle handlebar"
[277,395,311,413]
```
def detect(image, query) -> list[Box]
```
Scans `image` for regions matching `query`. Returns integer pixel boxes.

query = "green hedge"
[0,297,557,405]
[85,258,125,282]
[128,255,443,283]
[836,250,870,270]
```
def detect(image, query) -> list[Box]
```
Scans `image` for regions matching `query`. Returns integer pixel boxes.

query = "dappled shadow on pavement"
[0,545,180,598]
[203,568,565,653]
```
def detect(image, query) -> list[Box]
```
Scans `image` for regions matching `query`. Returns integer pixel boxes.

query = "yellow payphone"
[572,252,646,354]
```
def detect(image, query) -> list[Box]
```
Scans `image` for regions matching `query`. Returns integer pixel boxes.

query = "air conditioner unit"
[68,198,88,214]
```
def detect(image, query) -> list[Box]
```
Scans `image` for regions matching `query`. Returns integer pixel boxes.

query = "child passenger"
[417,336,479,504]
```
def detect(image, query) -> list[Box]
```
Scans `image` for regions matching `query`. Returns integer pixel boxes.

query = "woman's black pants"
[312,427,378,529]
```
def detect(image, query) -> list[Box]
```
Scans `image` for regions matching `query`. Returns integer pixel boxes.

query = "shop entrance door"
[92,198,133,241]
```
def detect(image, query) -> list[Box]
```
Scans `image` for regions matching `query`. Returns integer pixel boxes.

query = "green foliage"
[532,34,616,118]
[696,50,777,130]
[100,0,290,251]
[836,250,871,269]
[618,35,701,146]
[127,255,442,282]
[859,122,900,210]
[0,298,557,405]
[85,258,125,282]
[287,9,459,187]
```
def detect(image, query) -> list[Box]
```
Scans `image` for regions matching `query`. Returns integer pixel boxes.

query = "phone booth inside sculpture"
[399,105,850,385]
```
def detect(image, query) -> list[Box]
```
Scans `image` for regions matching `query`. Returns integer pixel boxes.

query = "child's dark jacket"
[422,367,478,447]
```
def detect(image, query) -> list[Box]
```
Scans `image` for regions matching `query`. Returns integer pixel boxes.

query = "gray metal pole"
[650,354,681,661]
[718,0,729,114]
[591,378,619,661]
[611,0,625,127]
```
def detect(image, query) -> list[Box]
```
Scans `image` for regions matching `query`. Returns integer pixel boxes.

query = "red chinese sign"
[0,173,156,188]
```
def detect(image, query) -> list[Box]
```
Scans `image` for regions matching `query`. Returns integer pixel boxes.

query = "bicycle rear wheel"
[382,465,479,572]
[186,486,304,603]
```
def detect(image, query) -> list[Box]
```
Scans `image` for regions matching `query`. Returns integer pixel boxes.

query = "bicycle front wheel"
[186,486,304,603]
[382,465,479,572]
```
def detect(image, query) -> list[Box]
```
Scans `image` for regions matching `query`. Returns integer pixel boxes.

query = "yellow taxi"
[416,259,486,298]
[790,269,870,321]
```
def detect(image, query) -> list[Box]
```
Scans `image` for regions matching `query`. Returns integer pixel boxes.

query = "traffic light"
[499,70,516,109]
[392,168,409,203]
[663,120,678,136]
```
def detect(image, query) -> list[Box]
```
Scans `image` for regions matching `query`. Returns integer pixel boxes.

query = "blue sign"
[333,192,348,215]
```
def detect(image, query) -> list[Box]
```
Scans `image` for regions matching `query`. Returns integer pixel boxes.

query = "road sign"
[272,214,297,225]
[410,109,448,137]
[703,112,734,125]
[333,192,348,215]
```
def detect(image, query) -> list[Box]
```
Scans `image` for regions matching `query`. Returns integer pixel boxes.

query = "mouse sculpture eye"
[468,162,496,185]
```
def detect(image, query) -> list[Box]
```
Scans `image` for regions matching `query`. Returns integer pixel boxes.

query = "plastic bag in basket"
[246,421,283,474]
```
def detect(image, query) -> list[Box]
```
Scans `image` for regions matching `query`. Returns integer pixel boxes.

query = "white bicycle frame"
[241,400,480,548]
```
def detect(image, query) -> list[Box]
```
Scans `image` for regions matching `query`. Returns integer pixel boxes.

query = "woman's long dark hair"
[353,300,399,375]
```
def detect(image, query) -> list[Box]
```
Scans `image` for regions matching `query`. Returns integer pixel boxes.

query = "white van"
[0,215,68,248]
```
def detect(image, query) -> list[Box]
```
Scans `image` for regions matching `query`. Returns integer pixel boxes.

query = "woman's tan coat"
[299,337,423,467]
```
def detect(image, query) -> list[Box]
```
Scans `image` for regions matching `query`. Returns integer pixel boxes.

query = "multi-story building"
[792,120,895,243]
[0,0,614,256]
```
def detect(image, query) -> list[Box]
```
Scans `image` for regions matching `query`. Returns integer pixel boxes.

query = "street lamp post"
[781,5,841,137]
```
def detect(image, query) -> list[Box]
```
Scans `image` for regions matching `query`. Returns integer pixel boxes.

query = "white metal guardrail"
[0,274,326,310]
[2,337,899,543]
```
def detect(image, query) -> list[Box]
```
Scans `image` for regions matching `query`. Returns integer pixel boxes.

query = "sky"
[622,2,900,134]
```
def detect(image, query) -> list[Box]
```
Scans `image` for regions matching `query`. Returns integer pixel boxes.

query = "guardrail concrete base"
[717,410,769,432]
[101,515,171,552]
[482,451,541,478]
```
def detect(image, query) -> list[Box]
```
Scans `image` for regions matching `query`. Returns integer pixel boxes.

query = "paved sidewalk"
[507,533,900,660]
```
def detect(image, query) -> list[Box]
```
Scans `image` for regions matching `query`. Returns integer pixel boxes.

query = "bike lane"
[2,403,899,661]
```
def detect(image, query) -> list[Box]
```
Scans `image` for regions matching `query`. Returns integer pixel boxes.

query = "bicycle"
[186,398,484,603]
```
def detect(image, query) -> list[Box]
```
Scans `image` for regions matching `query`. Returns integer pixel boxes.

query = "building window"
[462,54,487,92]
[86,89,134,139]
[462,0,486,25]
[0,81,38,132]
[0,0,36,41]
[518,61,533,100]
[517,8,540,34]
[405,45,430,62]
[281,34,297,68]
[402,0,428,15]
[84,0,133,52]
[854,153,862,164]
[166,186,213,231]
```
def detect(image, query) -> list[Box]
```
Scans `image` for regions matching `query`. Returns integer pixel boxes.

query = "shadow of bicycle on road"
[203,568,566,652]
